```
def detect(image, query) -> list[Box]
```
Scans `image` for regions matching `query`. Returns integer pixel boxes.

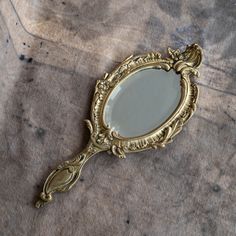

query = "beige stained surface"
[0,0,236,235]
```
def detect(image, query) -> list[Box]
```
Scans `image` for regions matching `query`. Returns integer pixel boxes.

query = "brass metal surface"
[35,44,202,208]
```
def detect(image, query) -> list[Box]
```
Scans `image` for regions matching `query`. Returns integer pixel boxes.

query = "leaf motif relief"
[111,145,126,159]
[85,119,94,134]
[45,166,77,194]
[168,47,181,61]
[183,44,202,68]
[169,44,202,75]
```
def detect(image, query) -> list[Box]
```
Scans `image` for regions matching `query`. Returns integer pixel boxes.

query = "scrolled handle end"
[35,192,53,208]
[35,199,47,208]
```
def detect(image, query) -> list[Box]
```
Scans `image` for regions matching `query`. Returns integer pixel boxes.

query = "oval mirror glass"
[104,69,181,138]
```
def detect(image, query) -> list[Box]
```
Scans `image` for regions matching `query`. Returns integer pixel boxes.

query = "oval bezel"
[86,44,202,158]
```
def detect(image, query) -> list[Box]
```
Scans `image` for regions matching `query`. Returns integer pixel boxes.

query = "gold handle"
[35,141,100,208]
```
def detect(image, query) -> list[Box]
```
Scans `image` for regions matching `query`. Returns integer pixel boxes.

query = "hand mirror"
[36,44,202,208]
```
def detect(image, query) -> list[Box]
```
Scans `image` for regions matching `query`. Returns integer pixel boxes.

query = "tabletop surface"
[0,0,236,235]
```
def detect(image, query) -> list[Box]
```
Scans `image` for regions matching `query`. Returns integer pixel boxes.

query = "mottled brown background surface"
[0,0,236,235]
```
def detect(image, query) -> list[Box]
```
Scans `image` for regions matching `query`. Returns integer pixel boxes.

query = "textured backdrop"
[0,0,236,235]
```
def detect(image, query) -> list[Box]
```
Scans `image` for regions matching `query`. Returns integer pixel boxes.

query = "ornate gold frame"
[35,44,202,208]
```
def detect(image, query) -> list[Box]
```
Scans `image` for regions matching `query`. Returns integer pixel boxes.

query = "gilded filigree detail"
[89,43,202,158]
[36,44,202,207]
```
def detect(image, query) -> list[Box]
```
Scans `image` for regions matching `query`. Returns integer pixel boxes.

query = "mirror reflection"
[104,69,181,138]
